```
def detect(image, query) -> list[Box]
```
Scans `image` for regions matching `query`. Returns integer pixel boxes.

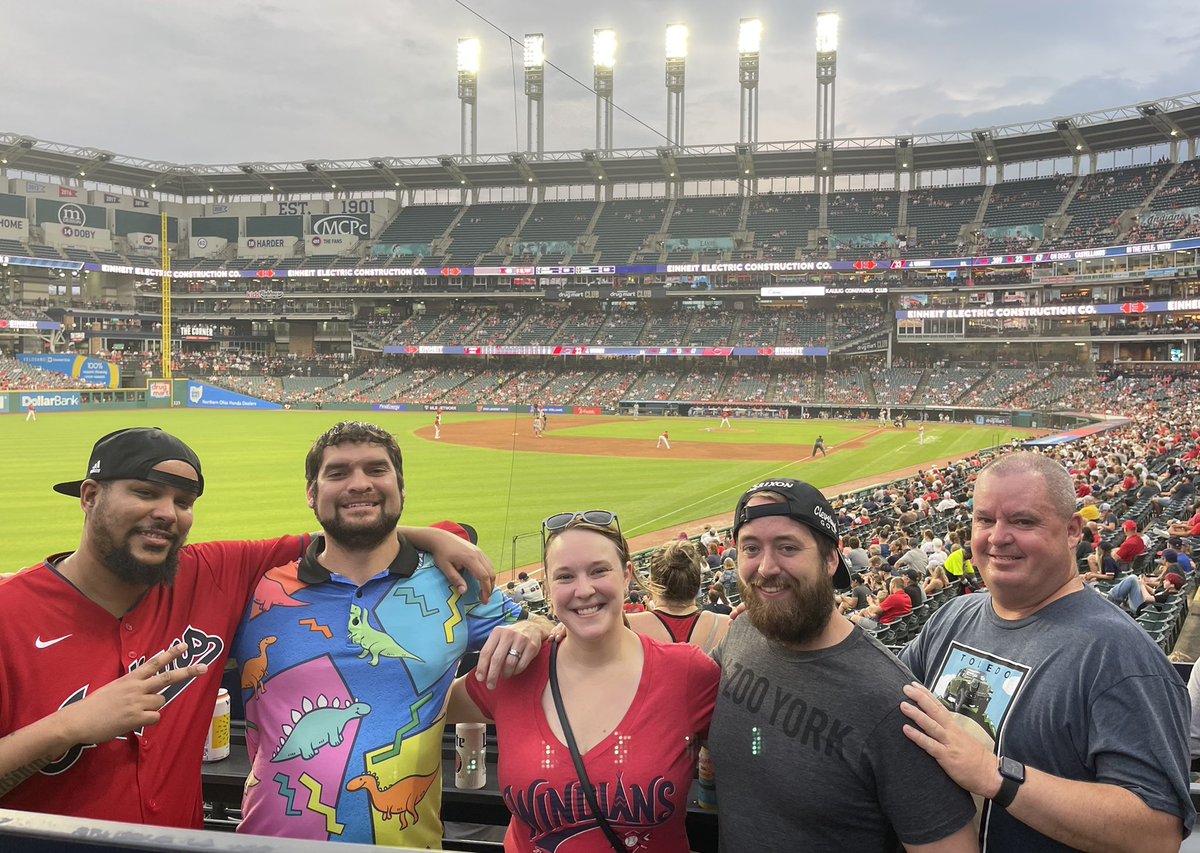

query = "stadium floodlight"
[738,18,762,54]
[523,33,544,69]
[593,29,616,69]
[458,37,480,165]
[816,12,839,53]
[665,24,688,59]
[815,11,839,191]
[594,29,616,154]
[457,37,481,75]
[665,24,687,146]
[738,18,762,148]
[524,33,546,157]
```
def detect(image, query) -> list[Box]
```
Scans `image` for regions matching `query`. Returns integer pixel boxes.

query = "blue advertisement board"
[17,354,118,387]
[186,382,281,410]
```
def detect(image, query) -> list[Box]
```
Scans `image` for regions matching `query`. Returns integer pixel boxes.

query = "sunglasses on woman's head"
[542,510,619,533]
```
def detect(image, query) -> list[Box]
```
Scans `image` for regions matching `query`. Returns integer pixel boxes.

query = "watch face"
[999,756,1025,783]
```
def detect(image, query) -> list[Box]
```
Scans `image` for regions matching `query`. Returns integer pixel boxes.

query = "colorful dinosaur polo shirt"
[231,534,521,846]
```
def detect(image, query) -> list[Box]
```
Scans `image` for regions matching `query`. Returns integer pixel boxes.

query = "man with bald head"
[900,452,1193,852]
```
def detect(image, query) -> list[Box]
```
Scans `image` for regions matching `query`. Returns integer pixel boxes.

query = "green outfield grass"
[0,410,1036,573]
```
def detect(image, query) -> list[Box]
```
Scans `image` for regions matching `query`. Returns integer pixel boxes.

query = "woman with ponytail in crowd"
[627,539,731,653]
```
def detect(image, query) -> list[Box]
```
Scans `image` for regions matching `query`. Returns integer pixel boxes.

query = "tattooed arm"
[0,645,206,797]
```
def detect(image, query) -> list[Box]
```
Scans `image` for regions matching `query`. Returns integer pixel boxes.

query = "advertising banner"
[306,234,359,253]
[17,354,118,387]
[828,232,896,249]
[1138,206,1200,228]
[20,391,81,412]
[980,224,1044,241]
[237,236,297,258]
[33,198,107,229]
[371,242,432,258]
[664,237,735,251]
[0,216,28,240]
[186,381,282,410]
[190,235,228,258]
[514,239,575,256]
[308,212,371,240]
[43,224,113,250]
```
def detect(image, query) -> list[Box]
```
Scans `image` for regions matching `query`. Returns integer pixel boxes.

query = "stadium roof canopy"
[2,92,1198,200]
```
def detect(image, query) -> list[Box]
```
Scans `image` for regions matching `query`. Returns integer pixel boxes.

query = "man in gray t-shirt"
[899,452,1192,852]
[709,478,977,852]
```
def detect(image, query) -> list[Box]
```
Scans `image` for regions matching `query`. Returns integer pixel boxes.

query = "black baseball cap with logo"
[53,427,204,497]
[733,478,852,588]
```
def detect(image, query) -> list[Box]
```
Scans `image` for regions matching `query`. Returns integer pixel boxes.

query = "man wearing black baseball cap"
[0,425,497,831]
[707,478,977,852]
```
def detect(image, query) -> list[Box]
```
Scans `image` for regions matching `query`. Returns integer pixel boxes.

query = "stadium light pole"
[457,37,479,204]
[457,37,480,162]
[524,33,545,157]
[815,12,839,193]
[665,24,687,148]
[738,18,761,147]
[593,29,616,155]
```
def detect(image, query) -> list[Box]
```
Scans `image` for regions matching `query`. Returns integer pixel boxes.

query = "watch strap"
[993,758,1024,808]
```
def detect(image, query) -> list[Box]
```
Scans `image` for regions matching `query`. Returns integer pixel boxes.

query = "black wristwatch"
[993,756,1025,808]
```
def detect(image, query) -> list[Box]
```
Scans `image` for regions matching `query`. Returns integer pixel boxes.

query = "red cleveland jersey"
[0,535,309,828]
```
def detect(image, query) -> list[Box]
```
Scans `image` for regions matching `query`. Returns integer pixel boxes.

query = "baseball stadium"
[1,6,1199,852]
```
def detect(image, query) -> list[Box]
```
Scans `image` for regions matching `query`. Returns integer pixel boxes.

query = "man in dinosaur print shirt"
[232,421,546,846]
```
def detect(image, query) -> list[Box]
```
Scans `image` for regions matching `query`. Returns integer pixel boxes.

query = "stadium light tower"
[524,33,545,156]
[594,29,616,154]
[665,23,687,147]
[738,18,761,146]
[457,37,480,162]
[815,12,839,193]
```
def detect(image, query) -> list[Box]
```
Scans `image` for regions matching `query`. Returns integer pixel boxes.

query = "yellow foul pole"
[160,213,172,386]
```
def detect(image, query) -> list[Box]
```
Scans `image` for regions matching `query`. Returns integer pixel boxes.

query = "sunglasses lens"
[581,511,616,527]
[544,512,576,532]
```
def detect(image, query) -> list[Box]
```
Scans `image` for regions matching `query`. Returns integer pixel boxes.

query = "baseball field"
[0,409,1041,576]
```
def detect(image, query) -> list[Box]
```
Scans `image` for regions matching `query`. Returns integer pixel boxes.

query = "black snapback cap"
[53,427,204,497]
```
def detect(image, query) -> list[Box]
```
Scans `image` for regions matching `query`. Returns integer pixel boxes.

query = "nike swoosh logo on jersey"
[35,634,72,649]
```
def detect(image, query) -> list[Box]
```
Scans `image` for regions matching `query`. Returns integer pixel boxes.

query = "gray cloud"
[0,0,1196,164]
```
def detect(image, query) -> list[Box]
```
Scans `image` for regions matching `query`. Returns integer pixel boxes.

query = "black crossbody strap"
[549,643,626,853]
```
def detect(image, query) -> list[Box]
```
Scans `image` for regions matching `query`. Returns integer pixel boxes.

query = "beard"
[743,571,835,646]
[314,492,402,552]
[92,500,183,587]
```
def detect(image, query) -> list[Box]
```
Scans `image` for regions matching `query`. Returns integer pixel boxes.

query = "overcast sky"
[4,0,1199,165]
